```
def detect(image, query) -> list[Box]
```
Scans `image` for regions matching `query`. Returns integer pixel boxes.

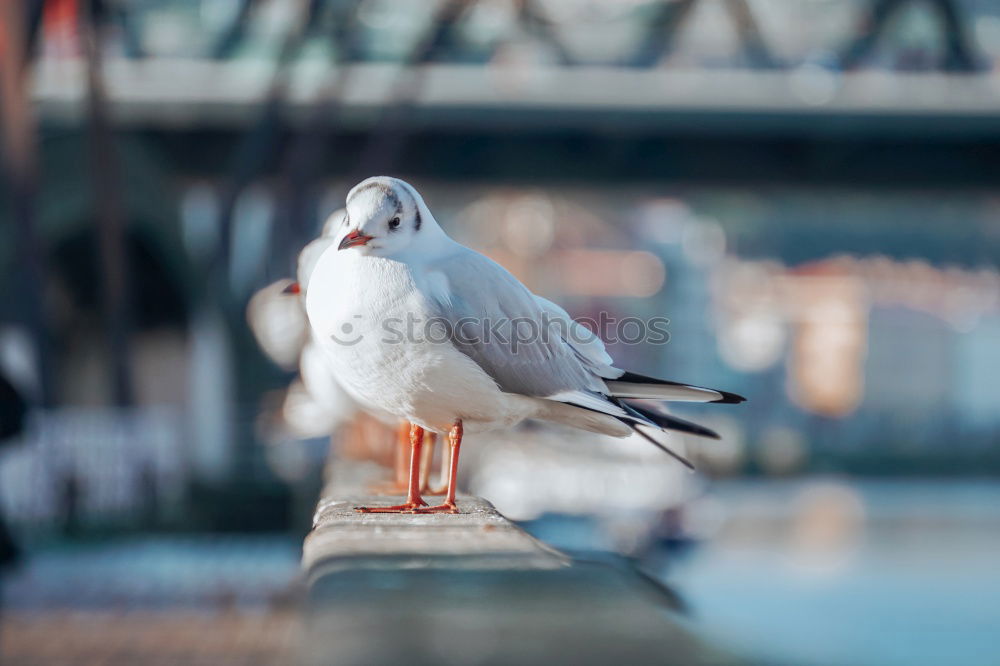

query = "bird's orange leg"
[356,424,428,512]
[415,420,462,513]
[367,421,412,494]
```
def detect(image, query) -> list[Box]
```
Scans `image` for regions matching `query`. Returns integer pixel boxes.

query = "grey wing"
[424,250,609,400]
[531,294,619,380]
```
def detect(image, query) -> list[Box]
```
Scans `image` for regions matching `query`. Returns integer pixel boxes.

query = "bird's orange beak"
[282,282,301,295]
[338,230,373,250]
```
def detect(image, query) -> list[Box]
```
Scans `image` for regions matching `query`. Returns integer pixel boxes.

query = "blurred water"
[667,479,1000,666]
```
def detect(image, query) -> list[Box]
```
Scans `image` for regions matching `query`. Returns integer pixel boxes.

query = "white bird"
[306,177,744,513]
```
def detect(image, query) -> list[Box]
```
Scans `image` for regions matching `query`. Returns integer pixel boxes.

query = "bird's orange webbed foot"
[355,499,429,513]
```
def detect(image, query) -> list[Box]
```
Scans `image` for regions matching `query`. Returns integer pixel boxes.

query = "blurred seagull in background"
[246,209,348,374]
[246,277,310,373]
[306,177,745,514]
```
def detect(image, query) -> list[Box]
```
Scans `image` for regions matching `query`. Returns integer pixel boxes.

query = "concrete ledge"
[303,461,569,577]
[300,460,744,666]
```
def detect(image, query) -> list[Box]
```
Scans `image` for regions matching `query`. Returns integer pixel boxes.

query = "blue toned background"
[1,1,998,663]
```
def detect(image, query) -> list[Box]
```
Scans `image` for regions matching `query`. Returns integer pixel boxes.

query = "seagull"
[246,209,347,372]
[306,177,745,514]
[246,277,310,372]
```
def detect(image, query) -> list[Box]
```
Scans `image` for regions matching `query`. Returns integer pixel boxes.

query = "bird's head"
[338,177,437,258]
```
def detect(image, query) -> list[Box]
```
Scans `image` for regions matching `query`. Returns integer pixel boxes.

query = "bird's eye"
[388,216,401,230]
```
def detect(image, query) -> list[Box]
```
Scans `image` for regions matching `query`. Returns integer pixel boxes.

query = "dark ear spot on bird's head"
[414,209,422,231]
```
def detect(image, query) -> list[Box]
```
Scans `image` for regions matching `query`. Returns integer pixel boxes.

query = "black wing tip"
[713,390,747,404]
[686,423,720,440]
[622,400,721,440]
[617,370,747,405]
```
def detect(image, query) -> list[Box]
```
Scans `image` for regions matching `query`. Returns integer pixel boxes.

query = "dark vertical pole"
[82,1,134,406]
[0,0,56,407]
[206,1,314,487]
[212,0,313,289]
[0,2,45,645]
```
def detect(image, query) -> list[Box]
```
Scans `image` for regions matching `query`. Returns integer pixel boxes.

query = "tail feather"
[547,380,741,470]
[611,399,701,470]
[608,370,745,404]
[621,400,720,440]
[540,399,633,437]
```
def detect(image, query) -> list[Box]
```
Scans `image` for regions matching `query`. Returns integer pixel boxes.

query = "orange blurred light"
[549,249,665,297]
[785,274,868,418]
